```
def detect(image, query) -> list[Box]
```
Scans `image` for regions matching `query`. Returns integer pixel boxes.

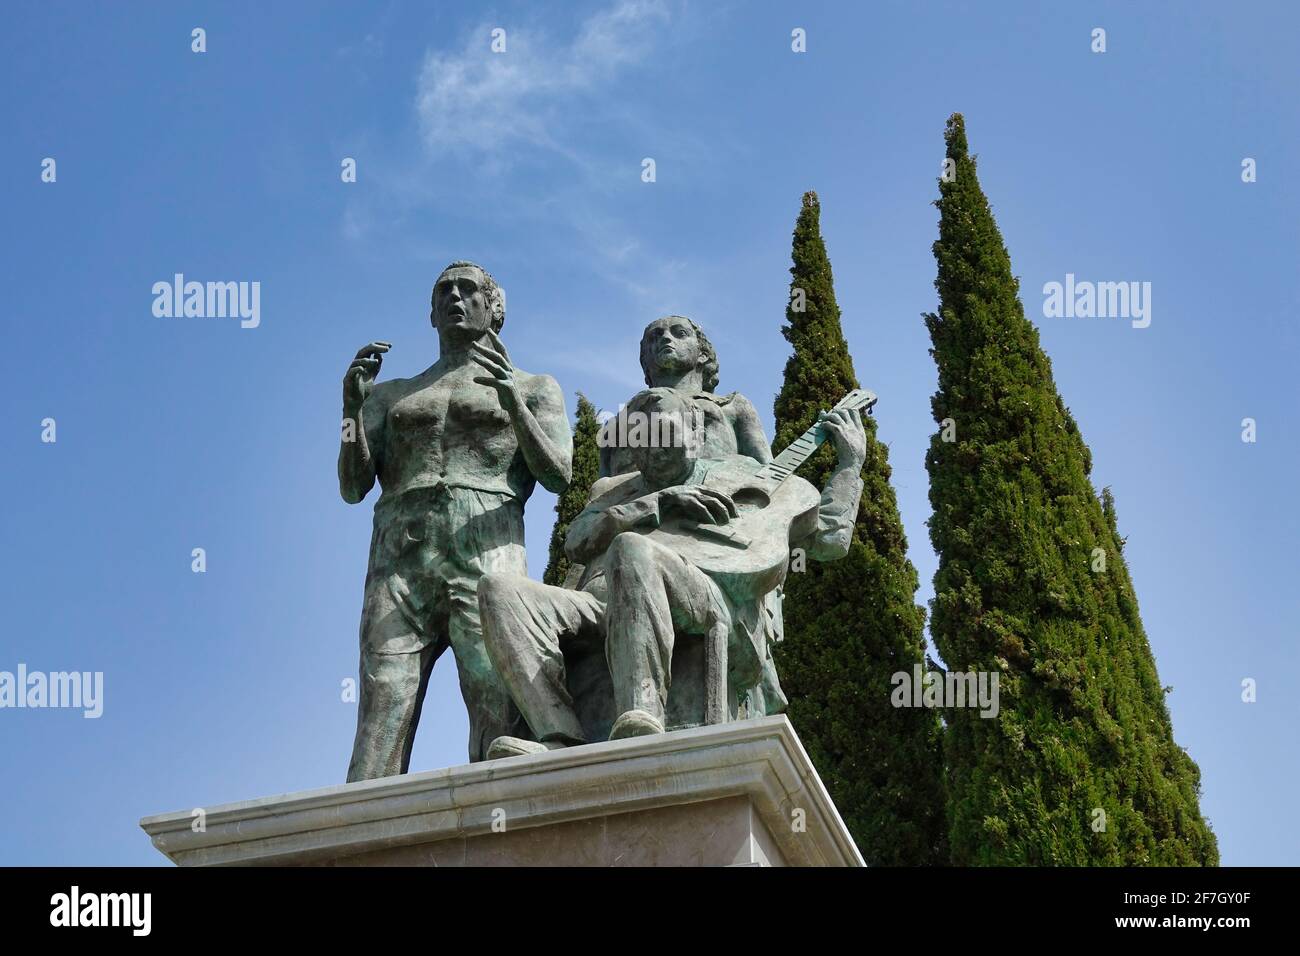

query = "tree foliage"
[924,114,1217,865]
[543,392,601,587]
[774,191,948,865]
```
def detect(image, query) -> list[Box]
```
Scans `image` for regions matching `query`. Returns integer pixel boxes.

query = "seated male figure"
[479,388,866,757]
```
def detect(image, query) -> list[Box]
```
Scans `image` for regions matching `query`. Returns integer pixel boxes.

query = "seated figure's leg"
[478,572,604,746]
[604,532,730,729]
[448,586,530,762]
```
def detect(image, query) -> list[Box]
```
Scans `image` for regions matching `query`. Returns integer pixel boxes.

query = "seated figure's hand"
[657,486,738,526]
[819,407,867,473]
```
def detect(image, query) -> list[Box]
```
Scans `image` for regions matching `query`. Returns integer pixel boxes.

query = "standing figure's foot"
[486,736,568,760]
[609,709,665,740]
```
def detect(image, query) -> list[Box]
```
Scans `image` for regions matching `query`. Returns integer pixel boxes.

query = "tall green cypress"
[925,113,1217,865]
[773,191,948,866]
[543,393,600,587]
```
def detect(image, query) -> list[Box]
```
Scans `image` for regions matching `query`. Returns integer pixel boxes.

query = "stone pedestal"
[139,715,863,867]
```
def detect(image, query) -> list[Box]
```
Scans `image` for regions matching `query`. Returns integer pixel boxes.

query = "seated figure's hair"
[640,316,720,393]
[626,386,691,419]
[433,260,506,333]
[623,387,705,455]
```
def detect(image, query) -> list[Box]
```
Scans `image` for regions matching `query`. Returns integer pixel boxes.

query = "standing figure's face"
[640,317,702,383]
[431,267,494,340]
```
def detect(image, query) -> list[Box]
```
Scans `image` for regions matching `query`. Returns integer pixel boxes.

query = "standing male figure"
[339,261,572,779]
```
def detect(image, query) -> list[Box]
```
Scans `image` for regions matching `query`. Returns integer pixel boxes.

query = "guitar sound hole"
[731,487,769,511]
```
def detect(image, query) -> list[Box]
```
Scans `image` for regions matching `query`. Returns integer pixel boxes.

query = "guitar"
[643,388,877,604]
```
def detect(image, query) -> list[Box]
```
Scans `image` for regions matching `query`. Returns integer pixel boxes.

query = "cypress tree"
[773,191,948,866]
[543,393,601,587]
[925,113,1217,865]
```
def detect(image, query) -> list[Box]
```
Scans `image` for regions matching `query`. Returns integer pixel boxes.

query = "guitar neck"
[754,425,826,484]
[754,389,877,486]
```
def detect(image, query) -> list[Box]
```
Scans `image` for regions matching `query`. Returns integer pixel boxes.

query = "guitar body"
[637,388,876,607]
[643,457,821,605]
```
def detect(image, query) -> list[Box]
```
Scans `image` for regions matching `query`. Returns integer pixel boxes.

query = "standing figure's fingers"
[470,349,509,378]
[470,341,510,372]
[486,329,512,364]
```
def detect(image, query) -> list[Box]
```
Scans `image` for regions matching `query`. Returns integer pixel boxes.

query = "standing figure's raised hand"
[345,341,391,408]
[470,329,521,414]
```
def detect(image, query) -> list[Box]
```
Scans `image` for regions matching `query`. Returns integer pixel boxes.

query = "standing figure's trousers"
[479,532,731,742]
[347,484,529,781]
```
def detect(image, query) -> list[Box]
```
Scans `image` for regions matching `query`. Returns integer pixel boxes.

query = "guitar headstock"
[832,388,878,416]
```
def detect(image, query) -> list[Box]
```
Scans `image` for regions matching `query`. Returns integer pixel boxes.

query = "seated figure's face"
[627,389,698,488]
[640,317,701,383]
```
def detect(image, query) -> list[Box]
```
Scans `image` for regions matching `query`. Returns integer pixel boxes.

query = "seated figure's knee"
[607,532,670,597]
[608,531,656,566]
[478,570,522,613]
[477,571,531,664]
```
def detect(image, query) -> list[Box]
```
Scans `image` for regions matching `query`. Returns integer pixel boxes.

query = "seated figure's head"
[430,261,506,341]
[639,316,719,392]
[623,388,703,489]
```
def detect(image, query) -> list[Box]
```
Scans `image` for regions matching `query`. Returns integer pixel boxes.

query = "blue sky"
[2,1,1296,866]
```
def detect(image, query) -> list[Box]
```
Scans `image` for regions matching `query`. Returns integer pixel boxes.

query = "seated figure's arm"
[567,473,739,564]
[804,467,864,561]
[730,394,773,465]
[800,408,868,562]
[565,477,662,564]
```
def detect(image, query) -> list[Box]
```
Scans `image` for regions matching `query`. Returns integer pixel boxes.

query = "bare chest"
[697,403,740,456]
[386,375,511,441]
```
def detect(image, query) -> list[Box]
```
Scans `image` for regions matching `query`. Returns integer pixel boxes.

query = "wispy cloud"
[414,0,670,159]
[342,0,715,313]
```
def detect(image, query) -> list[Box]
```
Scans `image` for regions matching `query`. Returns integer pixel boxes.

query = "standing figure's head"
[430,261,506,345]
[625,388,703,489]
[639,315,719,393]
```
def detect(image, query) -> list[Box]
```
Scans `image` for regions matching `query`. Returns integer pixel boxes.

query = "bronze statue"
[339,261,571,779]
[479,387,868,757]
[601,316,787,715]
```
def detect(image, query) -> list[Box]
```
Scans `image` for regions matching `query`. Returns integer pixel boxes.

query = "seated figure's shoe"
[609,709,665,741]
[486,736,568,760]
